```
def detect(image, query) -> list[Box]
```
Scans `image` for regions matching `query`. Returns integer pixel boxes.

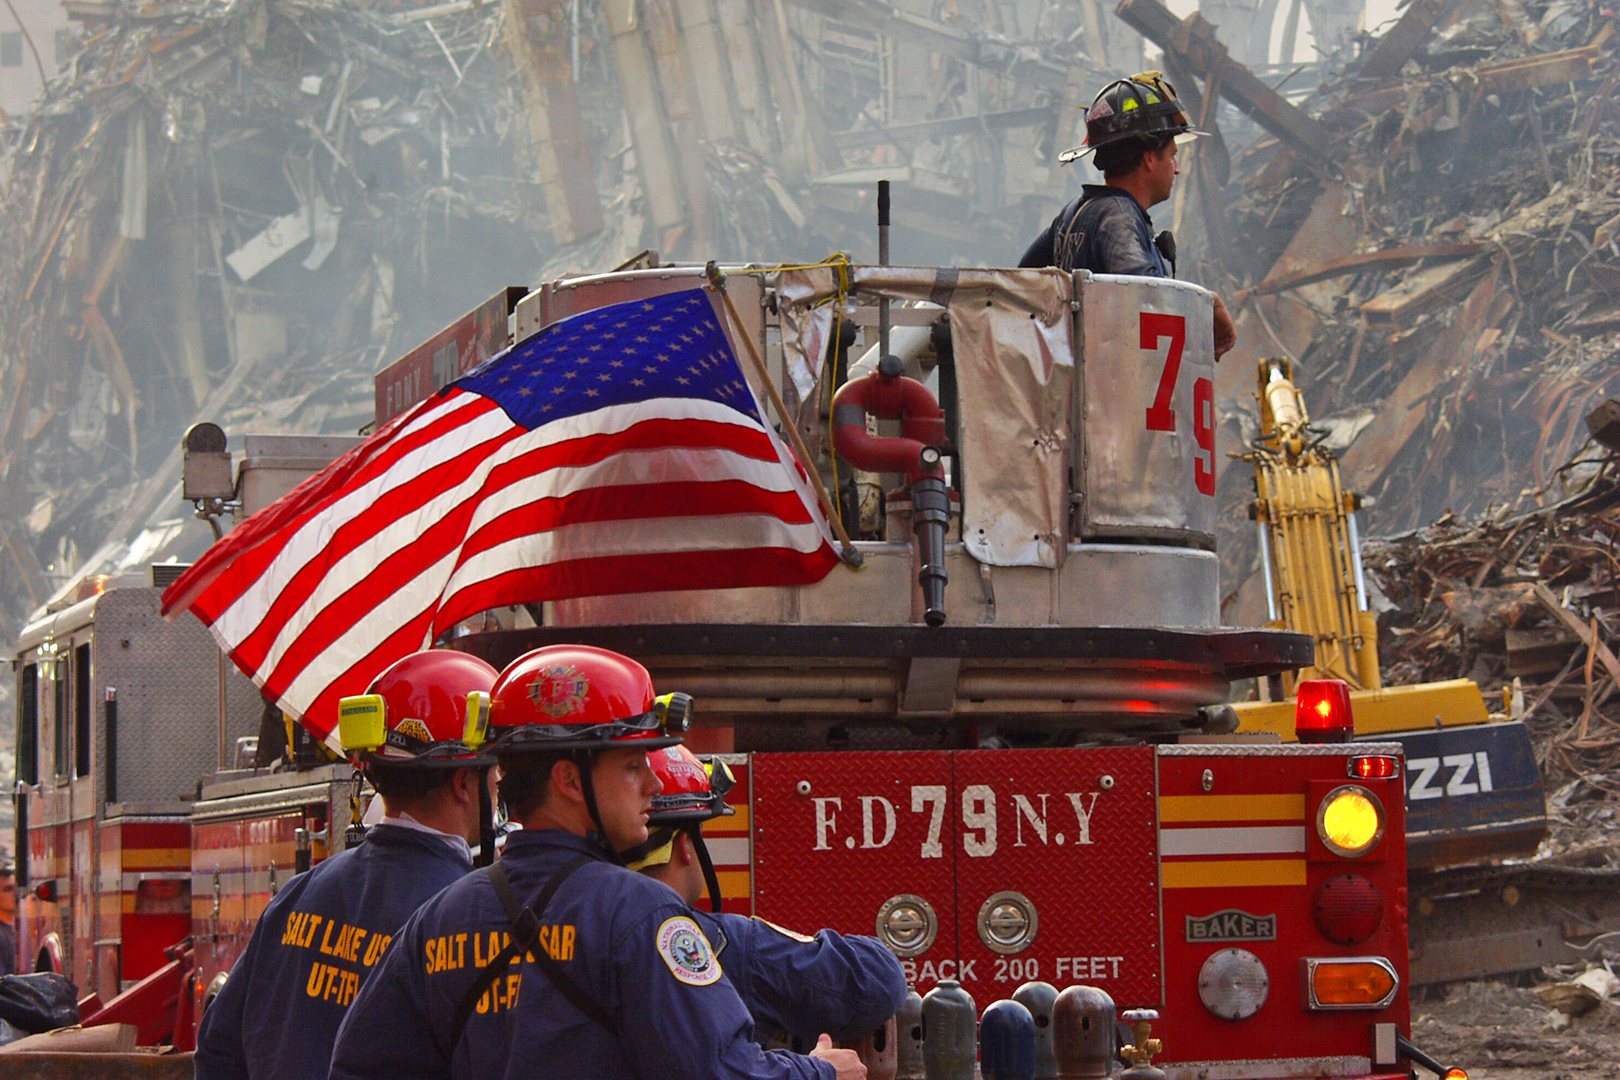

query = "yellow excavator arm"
[1234,358,1491,740]
[1245,357,1382,695]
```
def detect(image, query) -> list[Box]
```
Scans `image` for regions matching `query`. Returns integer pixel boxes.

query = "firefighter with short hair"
[330,644,866,1080]
[627,746,907,1048]
[1020,72,1237,359]
[194,650,499,1080]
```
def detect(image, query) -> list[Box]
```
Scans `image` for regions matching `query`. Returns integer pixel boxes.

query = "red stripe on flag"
[169,393,503,619]
[246,476,817,710]
[454,480,822,565]
[434,546,842,635]
[216,422,532,667]
[213,415,782,672]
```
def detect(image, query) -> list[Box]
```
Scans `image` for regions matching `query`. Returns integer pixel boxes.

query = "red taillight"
[137,879,184,900]
[33,880,56,902]
[1295,679,1354,742]
[1313,873,1382,944]
[1349,755,1399,780]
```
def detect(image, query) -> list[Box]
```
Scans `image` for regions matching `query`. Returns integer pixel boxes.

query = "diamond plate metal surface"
[753,748,1160,1001]
[752,752,957,987]
[954,747,1159,1005]
[94,589,262,804]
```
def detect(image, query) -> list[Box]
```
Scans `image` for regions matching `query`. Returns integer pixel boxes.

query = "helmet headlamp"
[464,691,490,750]
[338,694,388,754]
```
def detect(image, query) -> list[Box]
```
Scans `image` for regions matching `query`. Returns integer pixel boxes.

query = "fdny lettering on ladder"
[810,785,1103,858]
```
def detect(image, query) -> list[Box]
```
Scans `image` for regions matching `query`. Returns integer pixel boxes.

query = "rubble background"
[1,0,1620,1052]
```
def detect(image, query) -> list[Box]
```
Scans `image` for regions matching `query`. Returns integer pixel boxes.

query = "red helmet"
[647,747,737,826]
[486,644,689,754]
[337,650,499,768]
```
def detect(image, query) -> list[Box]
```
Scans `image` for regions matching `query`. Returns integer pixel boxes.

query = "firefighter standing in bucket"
[627,746,908,1049]
[330,644,866,1080]
[1019,72,1238,360]
[195,650,499,1080]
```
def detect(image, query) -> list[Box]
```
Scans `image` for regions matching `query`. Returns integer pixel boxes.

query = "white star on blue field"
[454,290,760,430]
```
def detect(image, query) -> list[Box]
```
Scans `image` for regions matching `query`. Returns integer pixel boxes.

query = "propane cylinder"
[847,1016,898,1080]
[1013,981,1059,1078]
[979,999,1036,1080]
[1052,985,1115,1080]
[921,979,977,1080]
[896,991,925,1080]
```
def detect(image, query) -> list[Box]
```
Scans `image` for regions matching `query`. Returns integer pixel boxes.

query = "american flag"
[163,288,839,747]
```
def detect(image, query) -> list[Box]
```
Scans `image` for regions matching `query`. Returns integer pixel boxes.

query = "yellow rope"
[728,253,856,541]
[725,252,854,278]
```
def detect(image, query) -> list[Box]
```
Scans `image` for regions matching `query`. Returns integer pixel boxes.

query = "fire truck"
[13,259,1430,1078]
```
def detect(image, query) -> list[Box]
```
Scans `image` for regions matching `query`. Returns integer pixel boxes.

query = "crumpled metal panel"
[1079,274,1218,542]
[778,265,1076,569]
[953,747,1160,1006]
[776,266,839,401]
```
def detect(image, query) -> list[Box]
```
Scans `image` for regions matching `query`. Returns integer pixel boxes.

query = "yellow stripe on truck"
[1159,794,1305,823]
[121,848,192,869]
[1161,859,1307,889]
[716,870,752,899]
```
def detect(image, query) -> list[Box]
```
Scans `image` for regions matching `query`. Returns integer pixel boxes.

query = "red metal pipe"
[831,372,947,483]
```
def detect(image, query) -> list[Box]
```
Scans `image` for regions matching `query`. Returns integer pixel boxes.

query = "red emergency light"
[1349,755,1400,780]
[1295,679,1354,743]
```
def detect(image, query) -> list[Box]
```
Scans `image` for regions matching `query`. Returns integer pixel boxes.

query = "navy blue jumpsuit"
[697,911,907,1045]
[194,823,472,1080]
[330,829,834,1080]
[1019,185,1169,276]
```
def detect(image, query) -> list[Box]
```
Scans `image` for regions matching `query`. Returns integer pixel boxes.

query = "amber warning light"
[1295,679,1354,743]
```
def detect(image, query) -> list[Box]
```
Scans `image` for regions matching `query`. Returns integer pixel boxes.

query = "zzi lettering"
[1407,752,1495,801]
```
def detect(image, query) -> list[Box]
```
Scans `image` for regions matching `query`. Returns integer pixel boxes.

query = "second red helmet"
[647,746,737,826]
[486,644,689,754]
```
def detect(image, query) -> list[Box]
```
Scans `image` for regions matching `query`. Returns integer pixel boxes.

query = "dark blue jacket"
[329,829,833,1080]
[194,823,472,1080]
[1019,185,1168,276]
[697,911,907,1046]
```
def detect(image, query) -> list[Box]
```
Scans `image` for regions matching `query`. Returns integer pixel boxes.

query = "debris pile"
[0,0,558,629]
[1179,0,1620,621]
[0,0,1148,635]
[1,0,1616,659]
[1361,438,1620,784]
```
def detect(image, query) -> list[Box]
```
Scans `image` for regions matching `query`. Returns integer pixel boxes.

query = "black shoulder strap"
[448,854,614,1049]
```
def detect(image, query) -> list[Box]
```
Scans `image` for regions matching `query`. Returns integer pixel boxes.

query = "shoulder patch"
[657,916,722,986]
[755,918,815,943]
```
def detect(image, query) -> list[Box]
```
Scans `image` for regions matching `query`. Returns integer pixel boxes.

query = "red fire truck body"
[189,766,358,1016]
[12,581,263,1004]
[9,261,1419,1077]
